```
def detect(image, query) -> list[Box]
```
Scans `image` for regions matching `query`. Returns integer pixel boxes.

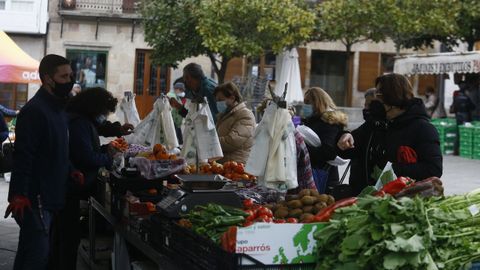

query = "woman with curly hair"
[302,87,348,193]
[49,87,119,270]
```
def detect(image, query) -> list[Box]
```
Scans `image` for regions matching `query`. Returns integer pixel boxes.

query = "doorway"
[134,50,171,118]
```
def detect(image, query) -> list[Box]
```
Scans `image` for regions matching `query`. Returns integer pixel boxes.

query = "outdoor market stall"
[79,80,480,270]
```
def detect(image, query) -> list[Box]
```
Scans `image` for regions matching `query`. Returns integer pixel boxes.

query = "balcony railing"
[60,0,139,16]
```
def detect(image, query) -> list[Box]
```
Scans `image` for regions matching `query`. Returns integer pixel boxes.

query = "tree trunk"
[207,53,230,83]
[217,57,230,84]
[344,43,352,107]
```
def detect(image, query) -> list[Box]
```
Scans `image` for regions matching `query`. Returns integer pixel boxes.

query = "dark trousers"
[13,208,53,270]
[49,196,80,270]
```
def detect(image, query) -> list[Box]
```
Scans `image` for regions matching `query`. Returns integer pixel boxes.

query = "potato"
[310,189,320,196]
[302,205,314,214]
[316,194,329,203]
[301,196,317,206]
[288,208,303,218]
[300,213,314,223]
[287,200,303,209]
[314,202,328,213]
[277,200,287,207]
[286,194,299,201]
[264,203,274,210]
[327,195,335,206]
[274,207,289,219]
[298,189,311,198]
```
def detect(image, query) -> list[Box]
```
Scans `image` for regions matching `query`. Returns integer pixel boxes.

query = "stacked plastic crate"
[459,125,473,158]
[431,118,457,155]
[458,122,480,159]
[472,122,480,160]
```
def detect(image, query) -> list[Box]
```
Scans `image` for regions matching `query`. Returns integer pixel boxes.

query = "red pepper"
[286,218,298,223]
[378,177,413,195]
[221,226,238,253]
[314,197,358,222]
[243,199,254,209]
[273,219,286,224]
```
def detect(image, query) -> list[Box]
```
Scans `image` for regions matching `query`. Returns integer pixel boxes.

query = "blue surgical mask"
[302,104,313,117]
[217,101,227,113]
[95,114,107,124]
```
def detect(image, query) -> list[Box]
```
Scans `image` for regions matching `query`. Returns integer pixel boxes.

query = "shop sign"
[236,223,325,265]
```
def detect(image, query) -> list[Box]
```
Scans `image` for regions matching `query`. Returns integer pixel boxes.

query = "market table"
[79,196,182,270]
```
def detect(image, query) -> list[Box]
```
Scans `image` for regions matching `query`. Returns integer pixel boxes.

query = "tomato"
[256,207,273,218]
[286,218,298,223]
[234,163,245,174]
[243,199,254,209]
[256,215,273,223]
[273,219,286,224]
[243,221,254,227]
[240,174,250,180]
[245,210,256,221]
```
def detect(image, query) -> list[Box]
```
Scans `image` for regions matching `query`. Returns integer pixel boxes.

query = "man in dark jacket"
[4,54,83,270]
[169,63,218,122]
[338,74,442,194]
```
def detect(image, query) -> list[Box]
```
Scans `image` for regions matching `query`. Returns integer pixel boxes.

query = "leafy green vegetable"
[314,190,480,270]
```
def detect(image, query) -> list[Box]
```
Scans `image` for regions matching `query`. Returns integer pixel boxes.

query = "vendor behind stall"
[169,63,219,122]
[214,82,255,164]
[337,73,443,191]
[49,87,119,270]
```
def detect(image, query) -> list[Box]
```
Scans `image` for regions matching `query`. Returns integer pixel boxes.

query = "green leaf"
[385,235,425,252]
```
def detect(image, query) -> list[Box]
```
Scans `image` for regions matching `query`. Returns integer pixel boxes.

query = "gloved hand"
[397,146,418,164]
[71,170,85,186]
[119,123,134,136]
[4,195,31,220]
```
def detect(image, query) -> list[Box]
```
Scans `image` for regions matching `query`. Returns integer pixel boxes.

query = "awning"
[0,30,40,84]
[394,51,480,76]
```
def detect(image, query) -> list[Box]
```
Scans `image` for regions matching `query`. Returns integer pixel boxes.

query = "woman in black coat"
[303,87,348,193]
[49,87,118,270]
[337,74,442,194]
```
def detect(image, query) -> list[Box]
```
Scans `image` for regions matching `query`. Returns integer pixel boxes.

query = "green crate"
[472,153,480,160]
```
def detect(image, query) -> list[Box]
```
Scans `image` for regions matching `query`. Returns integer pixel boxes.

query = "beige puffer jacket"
[216,102,256,164]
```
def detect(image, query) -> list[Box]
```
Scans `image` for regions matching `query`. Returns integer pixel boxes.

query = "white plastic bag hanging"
[115,92,140,127]
[126,97,178,149]
[181,100,223,164]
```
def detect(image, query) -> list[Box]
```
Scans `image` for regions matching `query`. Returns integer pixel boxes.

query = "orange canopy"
[0,31,40,84]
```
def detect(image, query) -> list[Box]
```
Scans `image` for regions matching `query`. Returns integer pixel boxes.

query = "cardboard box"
[236,222,325,265]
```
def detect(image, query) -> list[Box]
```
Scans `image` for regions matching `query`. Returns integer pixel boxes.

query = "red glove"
[71,170,85,186]
[4,195,31,220]
[397,146,418,164]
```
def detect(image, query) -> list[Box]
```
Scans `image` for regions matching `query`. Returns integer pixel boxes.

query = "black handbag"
[0,139,14,173]
[328,161,353,200]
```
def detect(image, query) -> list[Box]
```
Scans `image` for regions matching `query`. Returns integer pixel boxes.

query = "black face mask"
[368,100,386,121]
[52,80,74,98]
[362,108,371,122]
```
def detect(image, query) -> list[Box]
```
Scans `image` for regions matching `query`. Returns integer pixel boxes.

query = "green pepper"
[194,227,207,235]
[220,205,250,217]
[209,216,244,227]
[205,204,231,216]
